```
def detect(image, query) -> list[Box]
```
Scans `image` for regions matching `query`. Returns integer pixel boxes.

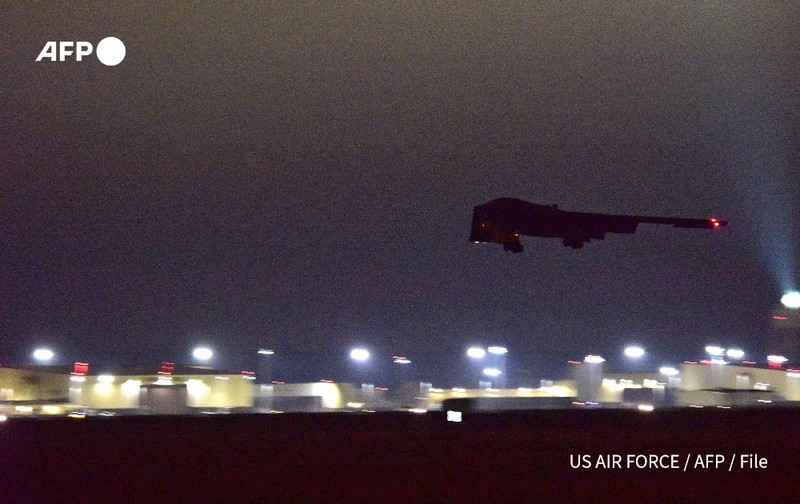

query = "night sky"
[3,3,799,384]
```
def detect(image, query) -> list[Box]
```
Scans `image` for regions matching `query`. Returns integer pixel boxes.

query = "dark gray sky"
[2,2,799,381]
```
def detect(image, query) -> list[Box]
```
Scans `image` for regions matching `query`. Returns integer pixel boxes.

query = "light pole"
[350,348,371,404]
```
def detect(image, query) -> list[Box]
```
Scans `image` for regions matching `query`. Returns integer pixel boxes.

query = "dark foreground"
[3,408,800,503]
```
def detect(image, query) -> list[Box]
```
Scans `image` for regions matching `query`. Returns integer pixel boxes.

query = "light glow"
[482,367,502,377]
[258,349,275,355]
[466,347,486,359]
[781,292,800,309]
[637,404,654,412]
[32,348,54,362]
[487,346,508,355]
[624,346,645,358]
[97,375,115,383]
[350,348,369,361]
[659,367,679,376]
[584,355,605,364]
[726,348,745,359]
[193,347,213,361]
[705,345,725,356]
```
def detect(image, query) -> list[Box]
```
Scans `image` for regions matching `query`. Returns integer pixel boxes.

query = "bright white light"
[781,291,800,309]
[584,355,605,364]
[487,346,508,355]
[97,375,115,383]
[32,348,54,362]
[447,410,463,423]
[466,347,486,359]
[624,346,645,358]
[726,348,745,359]
[637,404,654,412]
[659,367,679,376]
[0,414,7,422]
[705,345,725,356]
[350,348,369,361]
[482,367,502,377]
[193,347,213,361]
[70,376,86,383]
[258,349,275,355]
[768,354,788,364]
[393,358,411,364]
[409,408,427,414]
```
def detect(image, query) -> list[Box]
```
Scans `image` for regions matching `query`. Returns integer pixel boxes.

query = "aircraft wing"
[470,198,727,252]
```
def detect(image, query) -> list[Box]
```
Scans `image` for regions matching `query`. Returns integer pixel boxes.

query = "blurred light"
[193,347,213,361]
[584,355,605,364]
[346,402,364,409]
[482,368,502,377]
[70,376,86,383]
[42,405,61,414]
[466,347,486,359]
[0,414,7,422]
[214,376,229,380]
[659,367,679,376]
[447,410,463,423]
[781,292,800,309]
[487,346,508,355]
[68,412,86,419]
[97,375,115,383]
[393,356,411,364]
[451,388,467,393]
[705,345,725,356]
[15,406,33,413]
[32,348,54,362]
[350,348,369,361]
[637,404,654,412]
[429,388,443,393]
[258,349,275,355]
[624,346,645,358]
[726,348,745,359]
[409,408,427,414]
[768,354,788,364]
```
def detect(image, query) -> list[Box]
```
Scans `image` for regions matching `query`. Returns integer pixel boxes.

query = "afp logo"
[36,37,126,66]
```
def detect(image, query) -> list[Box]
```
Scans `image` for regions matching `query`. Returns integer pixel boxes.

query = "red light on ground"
[567,360,581,365]
[774,316,789,321]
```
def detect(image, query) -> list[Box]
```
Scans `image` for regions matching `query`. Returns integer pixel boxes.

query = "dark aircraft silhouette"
[470,198,727,252]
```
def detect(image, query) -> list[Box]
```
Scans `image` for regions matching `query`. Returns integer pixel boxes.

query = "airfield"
[3,408,800,503]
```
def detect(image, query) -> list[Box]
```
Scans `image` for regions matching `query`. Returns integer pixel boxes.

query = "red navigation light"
[710,219,721,228]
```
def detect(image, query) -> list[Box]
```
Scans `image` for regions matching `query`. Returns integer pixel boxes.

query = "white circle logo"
[95,37,126,66]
